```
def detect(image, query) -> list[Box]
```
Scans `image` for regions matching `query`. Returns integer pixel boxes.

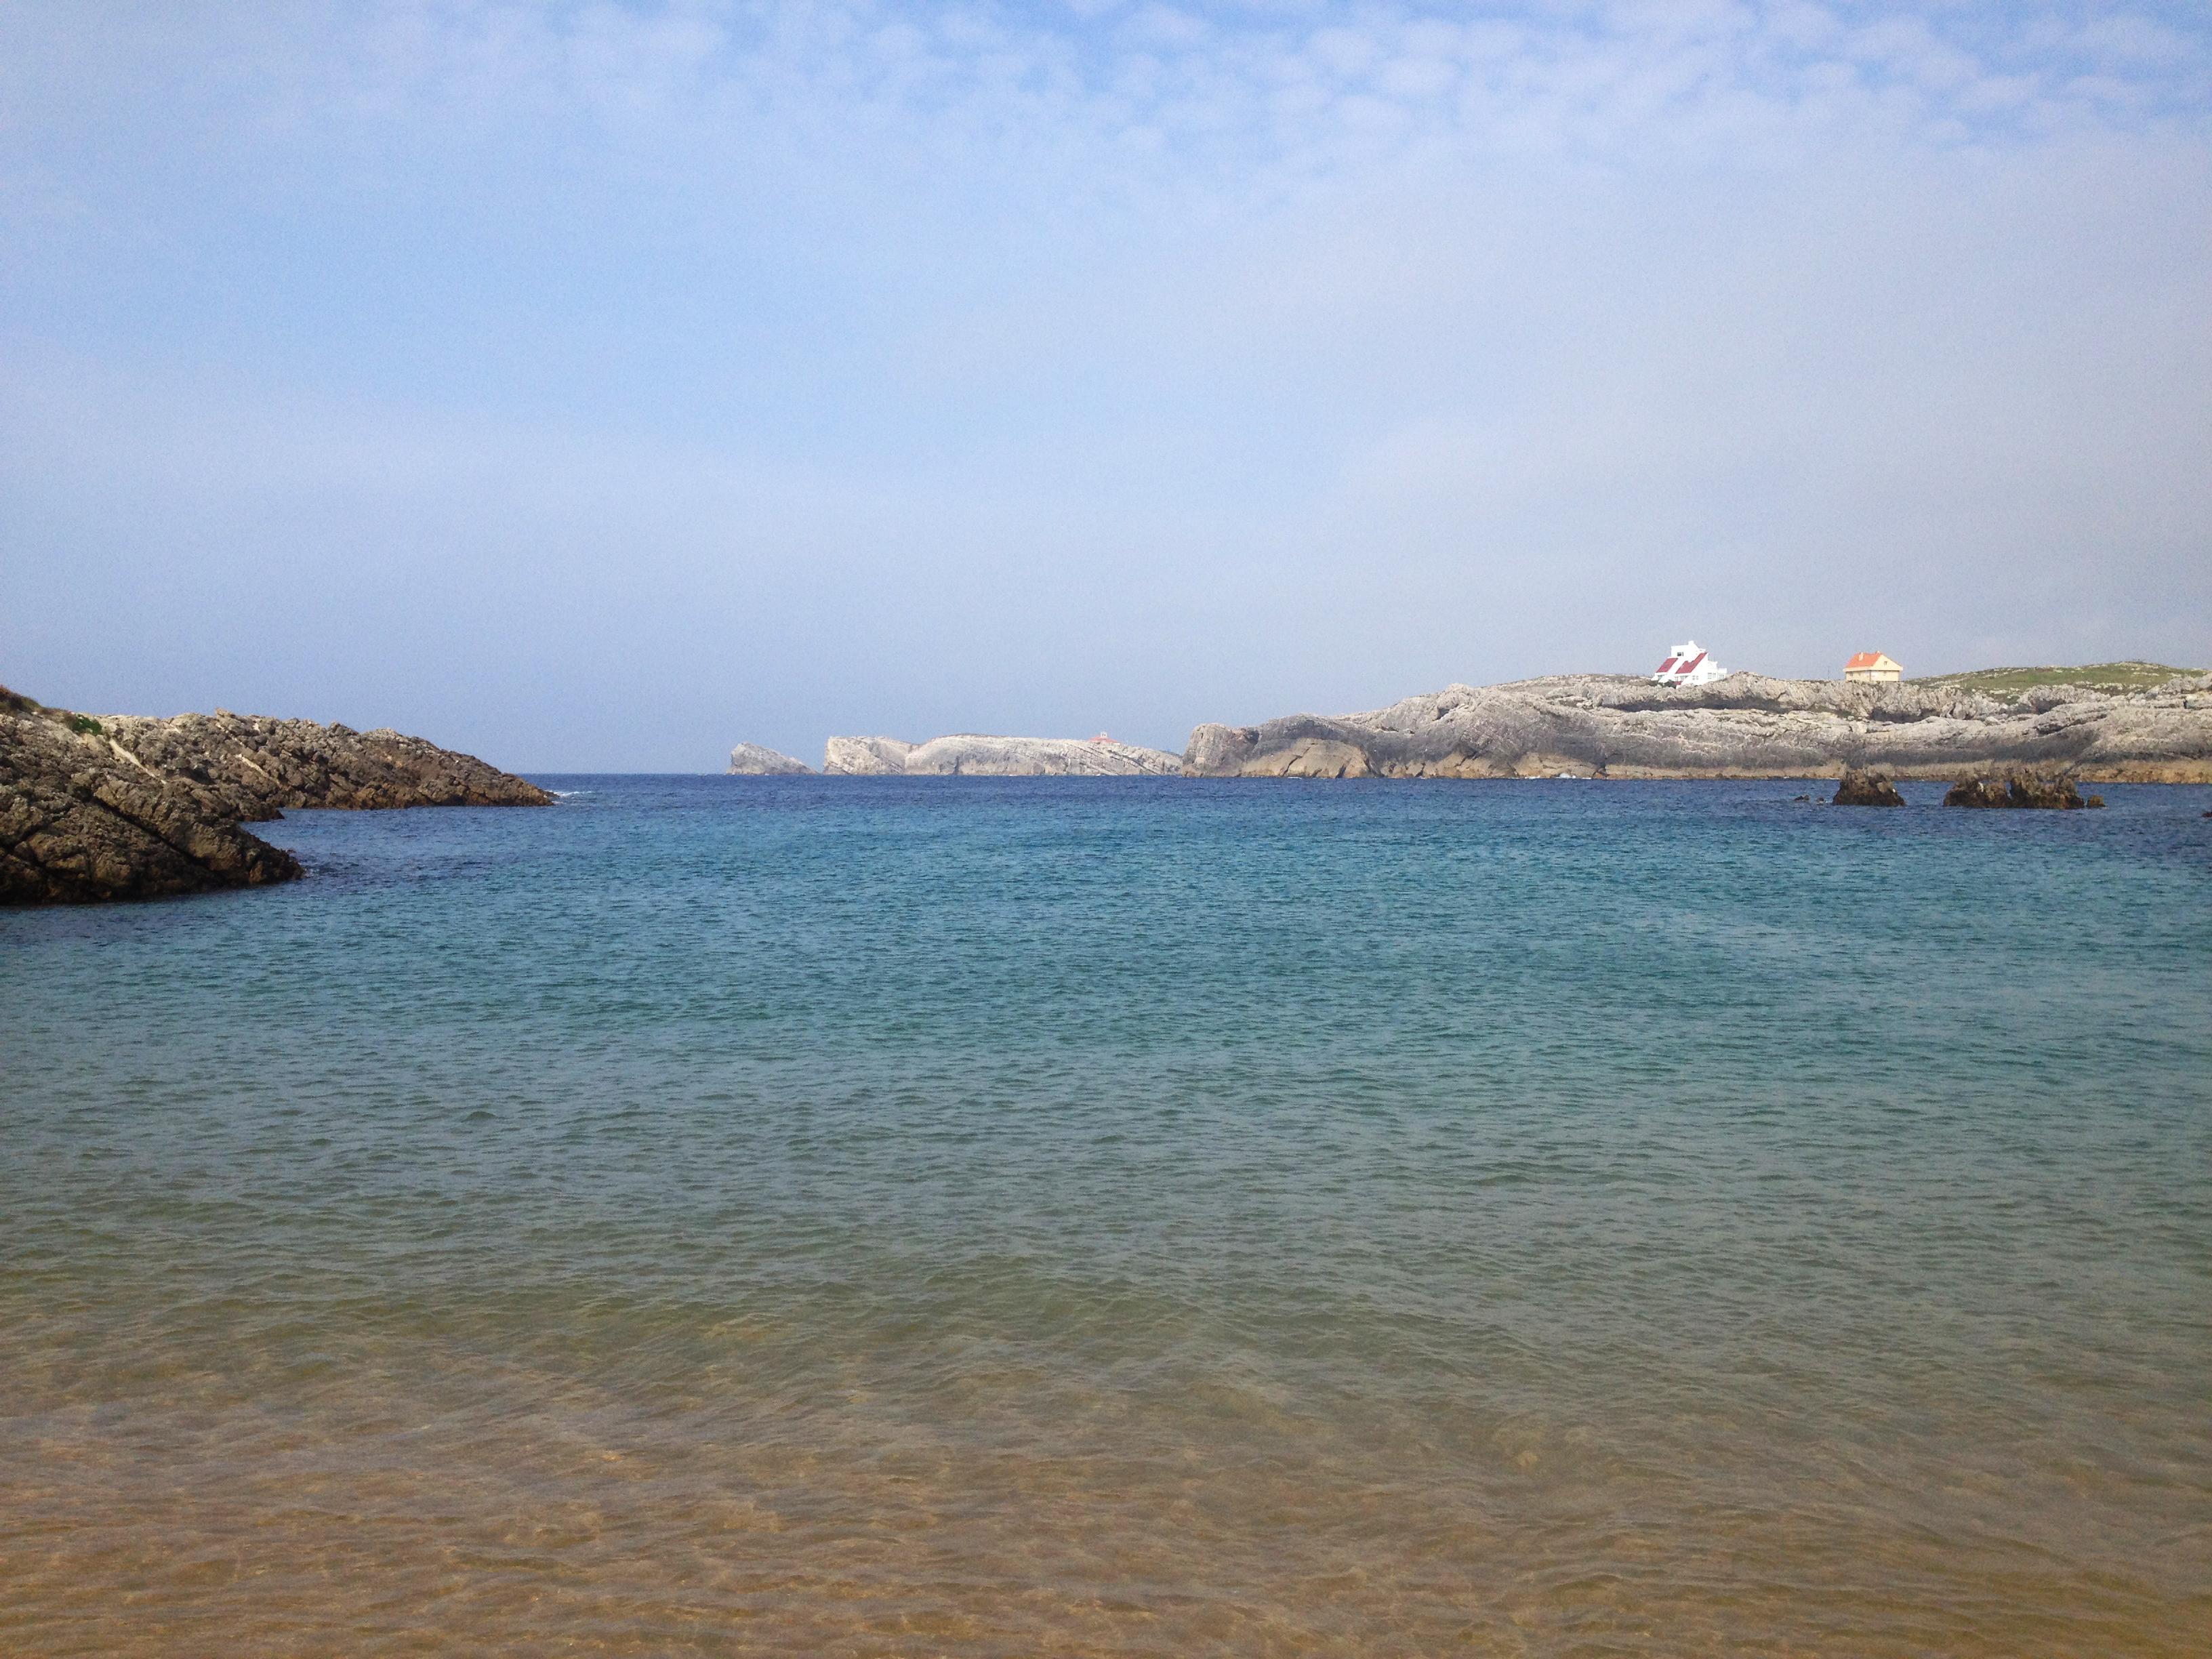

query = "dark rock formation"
[1832,771,1904,806]
[1183,672,2212,782]
[94,709,553,815]
[1943,771,2089,809]
[1,689,300,903]
[824,733,1183,777]
[1942,779,2013,808]
[726,742,811,776]
[2,687,549,905]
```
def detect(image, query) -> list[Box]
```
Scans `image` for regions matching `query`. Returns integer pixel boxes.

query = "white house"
[1844,651,1903,684]
[1652,640,1728,686]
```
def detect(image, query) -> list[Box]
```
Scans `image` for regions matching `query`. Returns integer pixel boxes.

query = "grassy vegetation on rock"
[1912,661,2200,699]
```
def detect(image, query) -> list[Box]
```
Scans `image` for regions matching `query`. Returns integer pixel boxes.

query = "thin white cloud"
[2,2,2209,765]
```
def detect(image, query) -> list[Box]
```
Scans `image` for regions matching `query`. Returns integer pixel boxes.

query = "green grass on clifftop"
[1913,661,2201,699]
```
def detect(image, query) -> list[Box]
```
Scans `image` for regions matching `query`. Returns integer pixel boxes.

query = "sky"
[3,1,2209,771]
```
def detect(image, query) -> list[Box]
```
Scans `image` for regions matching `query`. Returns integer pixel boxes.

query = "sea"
[3,775,2208,1656]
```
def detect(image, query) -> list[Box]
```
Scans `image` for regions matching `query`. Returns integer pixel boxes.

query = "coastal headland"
[1,686,549,905]
[823,733,1184,776]
[726,742,812,775]
[1181,670,2212,782]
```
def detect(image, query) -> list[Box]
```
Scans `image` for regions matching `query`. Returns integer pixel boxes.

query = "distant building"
[1844,651,1903,684]
[1652,640,1727,686]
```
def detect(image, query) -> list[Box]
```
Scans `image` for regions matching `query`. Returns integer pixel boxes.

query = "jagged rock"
[93,709,552,814]
[1832,770,1904,806]
[823,736,916,775]
[1,688,300,903]
[1942,778,2011,808]
[1,685,548,905]
[1183,672,2212,782]
[1943,770,2087,809]
[824,734,1183,777]
[726,742,811,776]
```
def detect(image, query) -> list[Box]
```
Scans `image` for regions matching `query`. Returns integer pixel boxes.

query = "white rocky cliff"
[823,734,1183,777]
[726,743,812,775]
[1181,673,2212,781]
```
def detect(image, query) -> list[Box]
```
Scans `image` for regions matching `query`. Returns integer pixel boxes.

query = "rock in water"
[726,742,811,776]
[1,688,300,903]
[2006,775,2088,809]
[1181,672,2212,781]
[1943,778,2011,808]
[823,734,1183,777]
[1832,770,1904,806]
[1,685,549,905]
[1943,770,2087,809]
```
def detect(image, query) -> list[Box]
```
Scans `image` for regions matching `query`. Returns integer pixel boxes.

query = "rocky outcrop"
[823,736,917,775]
[1832,771,1904,806]
[823,734,1183,777]
[1,689,301,903]
[1183,672,2212,783]
[2,687,550,905]
[1943,770,2095,809]
[726,742,811,776]
[91,709,553,815]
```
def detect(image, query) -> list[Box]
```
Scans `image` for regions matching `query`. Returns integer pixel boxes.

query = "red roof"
[1845,651,1890,669]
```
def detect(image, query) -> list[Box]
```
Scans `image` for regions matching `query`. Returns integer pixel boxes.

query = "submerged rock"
[1182,672,2212,782]
[1,685,548,905]
[823,733,1183,777]
[726,742,811,776]
[1832,771,1904,806]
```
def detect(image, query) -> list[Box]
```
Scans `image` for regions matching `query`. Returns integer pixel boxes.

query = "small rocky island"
[1183,671,2212,781]
[823,733,1184,777]
[726,742,812,775]
[1944,770,2102,809]
[2,686,550,905]
[1832,770,1905,806]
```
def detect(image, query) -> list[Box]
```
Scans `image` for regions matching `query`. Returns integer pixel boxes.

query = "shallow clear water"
[3,776,2209,1656]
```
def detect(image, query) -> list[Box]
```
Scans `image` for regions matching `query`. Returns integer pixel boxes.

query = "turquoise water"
[4,777,2209,1655]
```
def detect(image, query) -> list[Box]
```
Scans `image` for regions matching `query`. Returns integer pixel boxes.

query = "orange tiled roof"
[1845,651,1889,669]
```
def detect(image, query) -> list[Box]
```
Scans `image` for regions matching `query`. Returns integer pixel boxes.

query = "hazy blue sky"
[4,2,2209,769]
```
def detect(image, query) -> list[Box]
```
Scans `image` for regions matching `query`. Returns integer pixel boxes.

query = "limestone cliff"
[2,687,550,905]
[823,733,1183,777]
[726,742,812,775]
[1183,672,2212,782]
[822,736,918,775]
